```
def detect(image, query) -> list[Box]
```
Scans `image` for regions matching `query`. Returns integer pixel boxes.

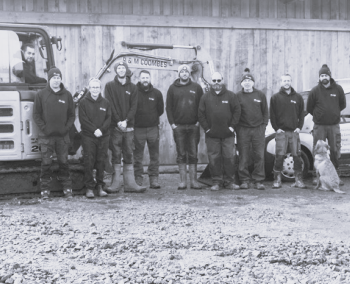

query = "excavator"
[0,23,215,196]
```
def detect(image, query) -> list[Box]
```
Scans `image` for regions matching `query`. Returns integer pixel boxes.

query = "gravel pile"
[0,196,350,284]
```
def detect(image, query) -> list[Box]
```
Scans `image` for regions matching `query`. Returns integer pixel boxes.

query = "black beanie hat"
[48,66,62,81]
[319,64,331,77]
[241,68,255,82]
[114,61,129,72]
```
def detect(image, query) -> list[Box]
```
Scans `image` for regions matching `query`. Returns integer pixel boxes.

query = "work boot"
[178,164,187,190]
[272,171,282,188]
[254,182,265,190]
[336,170,344,186]
[149,176,161,189]
[123,164,147,193]
[189,164,202,189]
[96,185,108,197]
[210,184,220,191]
[291,171,306,188]
[85,189,94,198]
[135,176,143,186]
[106,164,121,193]
[41,190,50,200]
[240,182,249,189]
[63,188,73,199]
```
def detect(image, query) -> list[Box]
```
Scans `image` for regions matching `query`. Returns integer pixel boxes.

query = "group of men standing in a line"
[33,61,345,199]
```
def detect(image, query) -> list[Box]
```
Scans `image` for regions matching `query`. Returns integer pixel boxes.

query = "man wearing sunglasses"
[166,64,203,190]
[198,72,241,191]
[236,68,268,190]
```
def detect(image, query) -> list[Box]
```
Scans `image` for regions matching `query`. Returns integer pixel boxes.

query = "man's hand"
[276,129,285,133]
[119,120,127,129]
[206,129,210,133]
[195,122,200,127]
[171,124,177,130]
[294,128,300,133]
[229,127,234,132]
[94,129,102,137]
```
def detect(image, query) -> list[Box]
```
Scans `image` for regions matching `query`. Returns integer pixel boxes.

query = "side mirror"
[51,36,62,51]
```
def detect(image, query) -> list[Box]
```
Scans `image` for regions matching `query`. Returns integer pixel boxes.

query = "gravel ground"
[1,174,350,284]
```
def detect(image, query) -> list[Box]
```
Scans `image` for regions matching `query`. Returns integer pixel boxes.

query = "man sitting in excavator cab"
[12,42,47,84]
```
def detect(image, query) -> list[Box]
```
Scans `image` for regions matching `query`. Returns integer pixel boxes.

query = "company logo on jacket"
[58,100,65,104]
[222,101,228,104]
[291,100,296,104]
[330,94,337,97]
[149,98,154,101]
[126,91,131,95]
[100,107,106,111]
[189,90,196,94]
[254,99,261,103]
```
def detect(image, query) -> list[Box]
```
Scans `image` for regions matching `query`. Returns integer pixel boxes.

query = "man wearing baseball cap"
[104,61,146,193]
[33,66,75,199]
[307,64,346,185]
[166,64,203,190]
[236,68,268,190]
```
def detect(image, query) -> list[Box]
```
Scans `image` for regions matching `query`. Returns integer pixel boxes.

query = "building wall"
[2,0,350,164]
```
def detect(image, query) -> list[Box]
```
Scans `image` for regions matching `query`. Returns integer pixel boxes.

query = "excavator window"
[0,30,48,85]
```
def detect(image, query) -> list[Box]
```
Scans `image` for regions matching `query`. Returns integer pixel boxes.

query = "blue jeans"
[109,128,134,165]
[82,134,109,189]
[173,124,200,164]
[133,126,160,178]
[39,134,72,191]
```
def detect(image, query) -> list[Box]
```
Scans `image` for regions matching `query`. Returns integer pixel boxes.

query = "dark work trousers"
[109,127,134,165]
[237,124,266,183]
[273,131,302,172]
[38,134,72,191]
[205,135,236,185]
[313,124,341,169]
[82,134,109,190]
[133,126,160,178]
[172,124,200,164]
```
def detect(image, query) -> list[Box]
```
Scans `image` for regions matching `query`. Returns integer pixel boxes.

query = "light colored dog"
[314,140,345,194]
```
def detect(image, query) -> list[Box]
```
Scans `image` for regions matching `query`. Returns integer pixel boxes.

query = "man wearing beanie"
[237,68,268,190]
[307,64,346,184]
[270,74,306,189]
[198,72,241,191]
[104,61,146,193]
[79,78,111,198]
[33,66,75,199]
[133,70,164,188]
[166,64,203,190]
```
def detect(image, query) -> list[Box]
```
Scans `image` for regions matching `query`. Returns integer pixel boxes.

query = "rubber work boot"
[106,164,121,193]
[149,176,161,189]
[189,164,202,189]
[178,164,187,190]
[96,185,108,197]
[291,171,306,188]
[135,176,143,186]
[123,164,147,193]
[86,189,94,198]
[272,171,282,188]
[63,188,73,198]
[210,184,220,191]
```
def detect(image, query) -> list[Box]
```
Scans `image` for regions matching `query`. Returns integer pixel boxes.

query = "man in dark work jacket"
[33,67,75,199]
[133,70,164,189]
[166,64,203,190]
[198,72,241,191]
[104,61,146,193]
[307,64,346,185]
[79,78,111,198]
[270,74,306,189]
[237,68,268,190]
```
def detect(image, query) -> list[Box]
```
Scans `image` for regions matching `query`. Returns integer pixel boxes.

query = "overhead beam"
[1,11,350,31]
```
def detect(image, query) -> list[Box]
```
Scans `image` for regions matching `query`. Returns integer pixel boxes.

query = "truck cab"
[0,24,59,161]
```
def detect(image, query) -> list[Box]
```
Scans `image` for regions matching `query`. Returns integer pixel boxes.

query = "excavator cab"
[0,24,59,161]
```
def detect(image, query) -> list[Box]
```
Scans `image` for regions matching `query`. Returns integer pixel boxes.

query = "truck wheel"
[281,150,310,182]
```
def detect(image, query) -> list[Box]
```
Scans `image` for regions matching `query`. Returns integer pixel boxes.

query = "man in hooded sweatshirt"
[307,64,346,185]
[79,78,111,198]
[33,66,75,199]
[270,74,306,189]
[237,68,269,190]
[198,72,241,191]
[166,64,203,190]
[104,61,146,193]
[133,70,164,188]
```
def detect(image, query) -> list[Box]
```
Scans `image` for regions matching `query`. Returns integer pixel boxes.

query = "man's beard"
[179,77,189,83]
[321,79,330,85]
[141,82,150,90]
[212,84,223,91]
[282,85,291,91]
[117,73,126,79]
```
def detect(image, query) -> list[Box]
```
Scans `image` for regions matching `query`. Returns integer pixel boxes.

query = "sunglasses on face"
[212,79,222,83]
